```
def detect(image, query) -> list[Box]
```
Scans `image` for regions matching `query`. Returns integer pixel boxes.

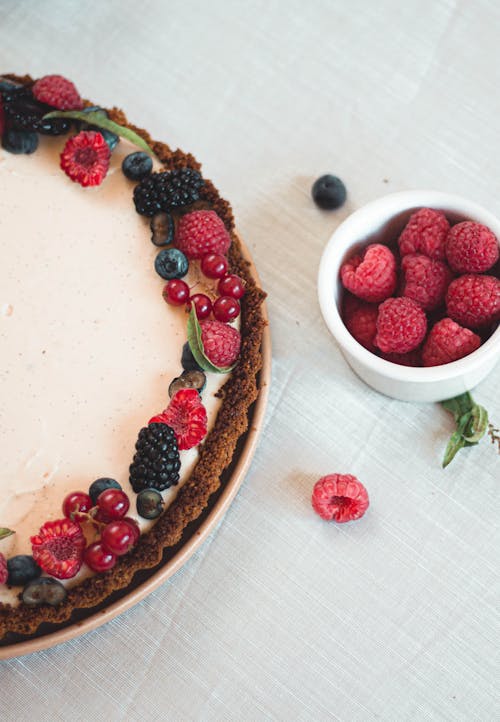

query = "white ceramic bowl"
[318,190,500,402]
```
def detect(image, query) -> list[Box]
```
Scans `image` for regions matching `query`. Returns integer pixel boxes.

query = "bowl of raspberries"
[318,190,500,402]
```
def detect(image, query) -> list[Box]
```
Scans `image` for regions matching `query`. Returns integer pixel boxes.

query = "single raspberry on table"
[0,553,7,585]
[446,274,500,328]
[422,318,481,367]
[32,74,83,110]
[30,518,86,580]
[445,221,499,273]
[342,293,378,352]
[400,253,452,311]
[150,388,208,450]
[398,208,450,260]
[312,474,369,523]
[60,130,111,187]
[381,349,422,366]
[174,210,231,259]
[340,243,397,303]
[375,297,427,354]
[200,320,241,367]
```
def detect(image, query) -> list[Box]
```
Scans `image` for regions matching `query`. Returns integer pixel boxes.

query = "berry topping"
[30,518,86,580]
[60,130,111,187]
[122,151,153,181]
[189,293,212,320]
[201,253,228,279]
[83,542,116,573]
[168,369,206,398]
[62,491,93,522]
[136,489,164,520]
[181,341,203,372]
[400,253,452,311]
[154,247,189,280]
[375,297,427,354]
[32,74,83,110]
[311,474,369,522]
[2,128,38,154]
[213,295,240,322]
[88,477,122,505]
[22,577,67,607]
[129,423,180,492]
[311,174,347,210]
[445,221,499,273]
[381,349,422,366]
[1,85,70,134]
[162,278,190,306]
[174,210,231,259]
[0,553,7,585]
[422,318,481,367]
[101,520,137,556]
[398,208,450,260]
[6,555,41,586]
[342,294,378,352]
[150,388,207,451]
[150,212,175,247]
[96,488,130,521]
[133,168,204,216]
[123,517,140,544]
[340,243,397,303]
[446,274,500,328]
[218,274,245,300]
[200,320,241,368]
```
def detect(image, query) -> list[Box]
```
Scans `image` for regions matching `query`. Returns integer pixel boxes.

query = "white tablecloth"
[1,1,499,720]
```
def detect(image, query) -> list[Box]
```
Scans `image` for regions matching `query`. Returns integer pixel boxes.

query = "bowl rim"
[318,189,500,384]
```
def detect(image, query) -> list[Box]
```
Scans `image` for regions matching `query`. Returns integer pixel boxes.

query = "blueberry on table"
[312,174,347,210]
[2,129,38,154]
[155,248,189,280]
[122,151,153,181]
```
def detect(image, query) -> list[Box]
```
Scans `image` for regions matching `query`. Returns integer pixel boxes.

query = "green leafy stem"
[187,308,235,374]
[440,392,494,467]
[0,528,15,541]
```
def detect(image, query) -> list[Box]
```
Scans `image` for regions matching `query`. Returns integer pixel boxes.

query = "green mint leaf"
[442,431,466,468]
[0,527,15,540]
[186,308,235,374]
[441,392,475,422]
[463,404,489,443]
[43,110,154,155]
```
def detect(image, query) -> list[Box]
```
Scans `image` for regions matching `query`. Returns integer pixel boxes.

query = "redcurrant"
[162,279,190,306]
[218,274,245,300]
[101,520,137,556]
[189,293,212,320]
[213,296,240,322]
[84,542,117,572]
[96,488,130,520]
[201,254,228,279]
[62,491,92,522]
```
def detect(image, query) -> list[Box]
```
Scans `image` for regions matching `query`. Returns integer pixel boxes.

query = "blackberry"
[2,86,70,135]
[129,423,180,492]
[133,168,204,217]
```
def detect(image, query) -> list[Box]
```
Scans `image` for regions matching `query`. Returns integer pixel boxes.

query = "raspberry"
[400,253,452,311]
[375,297,427,354]
[381,349,421,366]
[150,388,208,451]
[340,244,397,303]
[342,293,378,352]
[0,553,7,585]
[445,221,499,273]
[30,518,86,580]
[446,274,500,328]
[422,318,481,367]
[32,74,83,110]
[60,130,110,187]
[398,208,450,260]
[175,210,231,260]
[200,320,241,367]
[311,474,369,523]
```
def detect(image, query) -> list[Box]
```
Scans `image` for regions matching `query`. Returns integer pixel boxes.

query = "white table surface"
[1,1,499,720]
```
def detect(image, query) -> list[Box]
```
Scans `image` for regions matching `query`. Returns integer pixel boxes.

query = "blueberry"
[150,212,175,246]
[100,128,119,151]
[7,555,41,586]
[22,577,67,607]
[136,489,164,520]
[89,477,122,505]
[0,79,18,93]
[122,151,153,181]
[2,129,38,154]
[181,342,203,372]
[155,248,189,280]
[169,370,206,398]
[79,108,119,150]
[311,174,347,210]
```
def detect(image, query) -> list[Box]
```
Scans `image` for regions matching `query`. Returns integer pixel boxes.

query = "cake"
[0,73,266,642]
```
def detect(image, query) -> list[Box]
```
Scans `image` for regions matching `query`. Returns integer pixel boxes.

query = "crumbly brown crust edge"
[0,75,266,641]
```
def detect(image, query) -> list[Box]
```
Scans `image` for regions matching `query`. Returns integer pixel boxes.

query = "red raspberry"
[381,349,422,366]
[60,130,111,187]
[340,243,397,303]
[398,208,450,260]
[200,320,241,367]
[312,474,369,523]
[0,553,7,585]
[150,388,207,450]
[400,253,452,311]
[342,293,378,352]
[375,297,427,354]
[445,221,499,273]
[446,274,500,328]
[175,210,231,259]
[30,518,86,580]
[32,74,83,110]
[422,318,481,367]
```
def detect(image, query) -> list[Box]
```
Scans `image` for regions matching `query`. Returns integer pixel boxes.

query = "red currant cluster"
[162,252,245,322]
[62,489,139,573]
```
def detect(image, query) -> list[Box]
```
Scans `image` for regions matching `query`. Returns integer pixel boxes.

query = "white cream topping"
[0,135,228,604]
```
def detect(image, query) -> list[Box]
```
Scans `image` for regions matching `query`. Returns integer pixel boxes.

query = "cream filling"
[0,134,228,605]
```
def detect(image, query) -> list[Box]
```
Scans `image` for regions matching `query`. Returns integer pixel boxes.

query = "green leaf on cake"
[187,308,235,374]
[0,528,15,540]
[43,110,154,155]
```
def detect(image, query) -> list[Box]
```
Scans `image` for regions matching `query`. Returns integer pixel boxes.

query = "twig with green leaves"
[440,392,495,467]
